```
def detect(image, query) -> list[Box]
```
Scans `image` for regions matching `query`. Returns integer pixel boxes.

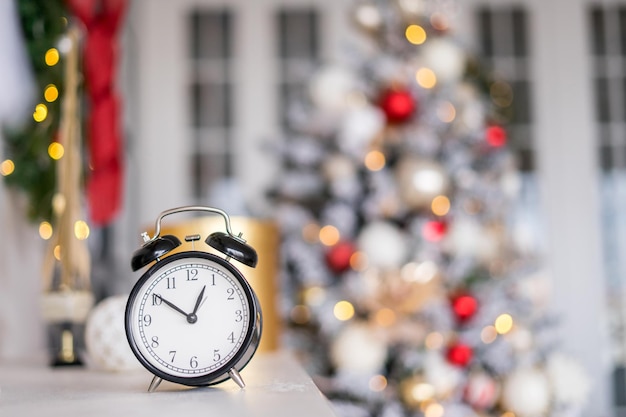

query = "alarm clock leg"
[229,368,246,389]
[147,375,163,393]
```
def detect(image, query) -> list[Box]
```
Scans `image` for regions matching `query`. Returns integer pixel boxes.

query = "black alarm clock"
[125,206,262,392]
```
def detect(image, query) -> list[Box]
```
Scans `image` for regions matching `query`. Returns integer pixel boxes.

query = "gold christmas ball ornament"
[400,375,435,409]
[396,157,449,210]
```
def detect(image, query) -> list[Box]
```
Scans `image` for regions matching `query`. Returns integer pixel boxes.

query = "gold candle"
[156,217,281,352]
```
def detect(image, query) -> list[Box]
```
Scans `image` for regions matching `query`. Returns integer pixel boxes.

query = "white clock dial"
[128,255,252,379]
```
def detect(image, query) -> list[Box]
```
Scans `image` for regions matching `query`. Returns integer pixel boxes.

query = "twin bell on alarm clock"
[124,206,262,392]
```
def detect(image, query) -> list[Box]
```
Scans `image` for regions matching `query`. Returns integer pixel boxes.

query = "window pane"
[190,11,231,59]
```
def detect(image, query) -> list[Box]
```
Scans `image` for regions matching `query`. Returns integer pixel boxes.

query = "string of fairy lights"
[1,41,90,247]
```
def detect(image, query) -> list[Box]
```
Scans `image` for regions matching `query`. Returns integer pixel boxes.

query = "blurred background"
[0,0,623,416]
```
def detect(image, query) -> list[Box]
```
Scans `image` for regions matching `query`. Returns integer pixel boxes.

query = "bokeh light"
[48,142,65,160]
[74,220,90,240]
[33,103,48,122]
[495,313,514,334]
[44,84,59,102]
[481,325,498,344]
[334,300,355,321]
[431,195,450,216]
[405,24,427,45]
[369,375,388,392]
[0,159,15,176]
[39,222,53,240]
[416,68,437,89]
[45,48,60,66]
[319,225,340,246]
[364,150,386,171]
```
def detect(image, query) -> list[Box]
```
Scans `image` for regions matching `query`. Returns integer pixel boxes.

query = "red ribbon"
[66,0,126,225]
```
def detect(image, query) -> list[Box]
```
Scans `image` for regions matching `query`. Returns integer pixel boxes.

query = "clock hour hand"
[187,285,206,324]
[156,295,189,318]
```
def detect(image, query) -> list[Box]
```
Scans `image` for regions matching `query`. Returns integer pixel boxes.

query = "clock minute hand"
[157,295,189,318]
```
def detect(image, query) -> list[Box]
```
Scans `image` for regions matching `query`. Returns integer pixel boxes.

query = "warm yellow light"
[424,402,444,417]
[436,101,456,123]
[481,325,498,344]
[349,251,367,271]
[501,412,516,417]
[44,84,59,102]
[364,150,386,171]
[303,286,326,306]
[290,305,311,324]
[45,48,60,66]
[319,225,340,246]
[424,332,444,350]
[405,24,427,45]
[334,300,355,321]
[48,142,64,160]
[416,68,437,89]
[374,308,397,327]
[369,375,387,392]
[39,221,53,240]
[411,382,435,402]
[52,193,66,214]
[74,220,90,240]
[431,195,450,216]
[495,313,514,334]
[0,159,15,176]
[53,245,62,261]
[33,103,48,122]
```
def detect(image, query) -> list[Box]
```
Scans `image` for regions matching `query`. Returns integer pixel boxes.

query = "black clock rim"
[124,251,261,387]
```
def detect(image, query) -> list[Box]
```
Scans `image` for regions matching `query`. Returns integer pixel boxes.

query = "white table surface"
[0,351,337,417]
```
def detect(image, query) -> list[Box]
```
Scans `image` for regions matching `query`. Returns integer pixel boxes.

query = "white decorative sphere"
[309,66,356,112]
[501,368,550,417]
[464,372,500,410]
[85,295,142,372]
[443,219,499,262]
[338,105,386,156]
[352,2,383,32]
[331,322,387,374]
[424,352,463,397]
[421,38,466,83]
[396,158,449,209]
[357,221,408,269]
[546,353,590,407]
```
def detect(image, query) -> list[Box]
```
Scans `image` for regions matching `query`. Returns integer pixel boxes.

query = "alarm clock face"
[126,251,259,385]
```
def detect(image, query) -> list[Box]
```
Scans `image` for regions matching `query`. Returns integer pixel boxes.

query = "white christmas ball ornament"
[546,353,590,407]
[357,221,409,269]
[353,2,383,32]
[444,219,499,262]
[331,322,387,374]
[424,351,463,397]
[338,105,386,157]
[464,372,500,410]
[396,158,449,210]
[501,368,550,417]
[310,66,356,112]
[85,295,142,371]
[421,38,466,83]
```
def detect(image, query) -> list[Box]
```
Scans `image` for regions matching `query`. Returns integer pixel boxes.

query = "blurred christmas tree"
[273,1,589,417]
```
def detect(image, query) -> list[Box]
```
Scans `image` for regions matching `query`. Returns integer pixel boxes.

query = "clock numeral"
[235,310,243,322]
[226,288,235,300]
[151,336,159,348]
[167,277,176,289]
[213,349,221,362]
[227,332,235,343]
[152,294,162,306]
[186,269,198,281]
[169,350,176,363]
[190,356,198,369]
[143,314,152,327]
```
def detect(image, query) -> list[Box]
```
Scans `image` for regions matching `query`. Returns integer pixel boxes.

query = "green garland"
[2,0,69,223]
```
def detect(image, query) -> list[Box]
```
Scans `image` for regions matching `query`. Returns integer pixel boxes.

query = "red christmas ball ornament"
[422,220,447,242]
[451,293,478,322]
[446,342,473,367]
[325,241,357,274]
[379,89,416,124]
[485,124,507,147]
